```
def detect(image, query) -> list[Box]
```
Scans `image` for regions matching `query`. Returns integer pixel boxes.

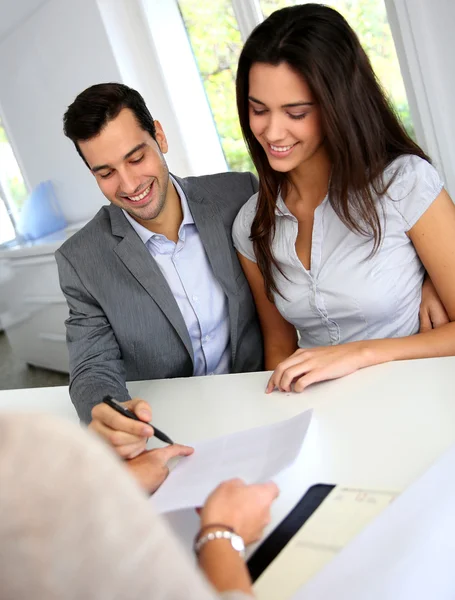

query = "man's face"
[79,108,170,223]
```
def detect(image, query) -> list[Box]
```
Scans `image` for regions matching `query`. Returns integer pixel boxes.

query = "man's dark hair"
[63,83,156,168]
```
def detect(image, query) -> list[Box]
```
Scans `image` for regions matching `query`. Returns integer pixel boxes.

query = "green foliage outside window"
[0,121,7,143]
[178,0,255,172]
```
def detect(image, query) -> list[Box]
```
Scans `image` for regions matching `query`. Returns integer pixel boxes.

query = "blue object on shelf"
[17,180,67,241]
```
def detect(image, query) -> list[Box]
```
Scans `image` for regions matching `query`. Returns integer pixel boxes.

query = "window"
[178,0,415,171]
[0,118,27,245]
[177,0,254,172]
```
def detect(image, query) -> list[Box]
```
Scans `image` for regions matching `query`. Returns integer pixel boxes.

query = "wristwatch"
[194,529,246,558]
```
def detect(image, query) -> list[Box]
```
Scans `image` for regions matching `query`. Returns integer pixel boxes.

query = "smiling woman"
[232,3,455,393]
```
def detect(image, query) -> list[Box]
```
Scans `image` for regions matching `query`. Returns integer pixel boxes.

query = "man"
[57,83,263,458]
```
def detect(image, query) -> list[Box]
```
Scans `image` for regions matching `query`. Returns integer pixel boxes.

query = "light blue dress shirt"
[122,177,231,375]
[233,155,444,348]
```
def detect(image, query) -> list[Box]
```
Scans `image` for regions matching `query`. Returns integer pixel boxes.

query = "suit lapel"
[108,205,194,361]
[174,176,240,364]
[176,177,238,296]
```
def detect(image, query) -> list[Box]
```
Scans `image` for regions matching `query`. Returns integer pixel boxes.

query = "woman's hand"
[200,478,279,545]
[420,275,449,332]
[266,342,373,393]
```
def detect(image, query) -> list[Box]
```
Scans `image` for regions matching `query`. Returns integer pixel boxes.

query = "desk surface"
[2,357,455,550]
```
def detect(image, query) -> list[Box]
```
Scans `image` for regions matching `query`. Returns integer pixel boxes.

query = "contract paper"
[254,487,397,600]
[293,442,455,600]
[152,409,312,514]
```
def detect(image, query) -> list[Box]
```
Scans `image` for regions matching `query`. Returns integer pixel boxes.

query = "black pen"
[102,395,174,445]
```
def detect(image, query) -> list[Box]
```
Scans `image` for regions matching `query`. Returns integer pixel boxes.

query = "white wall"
[0,0,122,224]
[386,0,455,196]
[0,0,227,225]
[0,0,48,40]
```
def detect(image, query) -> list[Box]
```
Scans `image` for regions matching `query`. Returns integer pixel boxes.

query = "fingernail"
[143,426,154,436]
[138,410,151,421]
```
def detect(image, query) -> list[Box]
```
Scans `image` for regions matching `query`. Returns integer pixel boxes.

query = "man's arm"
[55,249,131,423]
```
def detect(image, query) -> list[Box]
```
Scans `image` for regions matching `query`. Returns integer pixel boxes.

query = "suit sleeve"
[55,249,131,423]
[248,172,259,195]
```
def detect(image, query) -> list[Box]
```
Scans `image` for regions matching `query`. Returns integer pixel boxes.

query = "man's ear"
[153,121,168,154]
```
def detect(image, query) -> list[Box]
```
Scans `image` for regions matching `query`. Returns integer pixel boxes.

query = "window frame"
[0,113,28,246]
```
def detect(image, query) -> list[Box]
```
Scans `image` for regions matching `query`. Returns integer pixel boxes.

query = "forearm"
[57,250,131,423]
[360,322,455,367]
[69,370,130,424]
[198,540,253,596]
[265,341,299,370]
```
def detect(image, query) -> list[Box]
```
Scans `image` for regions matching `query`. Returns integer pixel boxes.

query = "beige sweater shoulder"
[0,413,252,600]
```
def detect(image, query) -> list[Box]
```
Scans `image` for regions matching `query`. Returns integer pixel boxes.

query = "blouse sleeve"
[0,413,252,600]
[386,154,444,231]
[232,194,258,263]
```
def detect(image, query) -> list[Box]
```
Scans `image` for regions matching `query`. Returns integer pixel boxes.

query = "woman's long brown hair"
[236,4,429,300]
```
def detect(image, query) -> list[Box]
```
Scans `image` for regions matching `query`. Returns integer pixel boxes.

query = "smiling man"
[57,83,262,457]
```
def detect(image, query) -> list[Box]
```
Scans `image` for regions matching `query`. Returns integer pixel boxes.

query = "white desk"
[1,357,455,551]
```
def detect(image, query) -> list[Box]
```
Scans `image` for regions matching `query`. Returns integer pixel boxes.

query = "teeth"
[270,144,294,152]
[128,184,151,202]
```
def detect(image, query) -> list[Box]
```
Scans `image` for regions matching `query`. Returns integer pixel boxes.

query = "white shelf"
[0,221,86,372]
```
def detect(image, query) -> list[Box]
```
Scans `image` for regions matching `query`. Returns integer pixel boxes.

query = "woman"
[0,412,278,599]
[233,4,455,393]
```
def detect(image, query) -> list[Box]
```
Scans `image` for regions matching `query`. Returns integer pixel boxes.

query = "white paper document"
[152,409,312,514]
[293,442,455,600]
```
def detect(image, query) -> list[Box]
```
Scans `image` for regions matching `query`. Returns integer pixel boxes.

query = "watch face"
[231,534,245,553]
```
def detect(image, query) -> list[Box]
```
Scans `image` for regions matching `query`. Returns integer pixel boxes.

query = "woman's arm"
[268,189,455,392]
[238,253,298,369]
[1,413,277,600]
[368,187,455,358]
[197,479,278,595]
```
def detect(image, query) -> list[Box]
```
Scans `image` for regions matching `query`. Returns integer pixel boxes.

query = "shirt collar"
[122,175,194,244]
[275,193,293,217]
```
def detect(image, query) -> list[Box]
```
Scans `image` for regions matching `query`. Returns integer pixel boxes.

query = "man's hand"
[125,444,194,494]
[89,398,154,459]
[420,275,449,332]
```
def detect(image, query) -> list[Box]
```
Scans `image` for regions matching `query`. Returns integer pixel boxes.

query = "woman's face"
[248,62,325,173]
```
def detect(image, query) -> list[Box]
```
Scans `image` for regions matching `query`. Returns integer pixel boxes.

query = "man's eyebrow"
[123,143,147,160]
[91,143,147,173]
[248,95,315,108]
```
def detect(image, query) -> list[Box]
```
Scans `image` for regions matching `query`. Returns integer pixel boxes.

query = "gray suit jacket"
[56,172,263,423]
